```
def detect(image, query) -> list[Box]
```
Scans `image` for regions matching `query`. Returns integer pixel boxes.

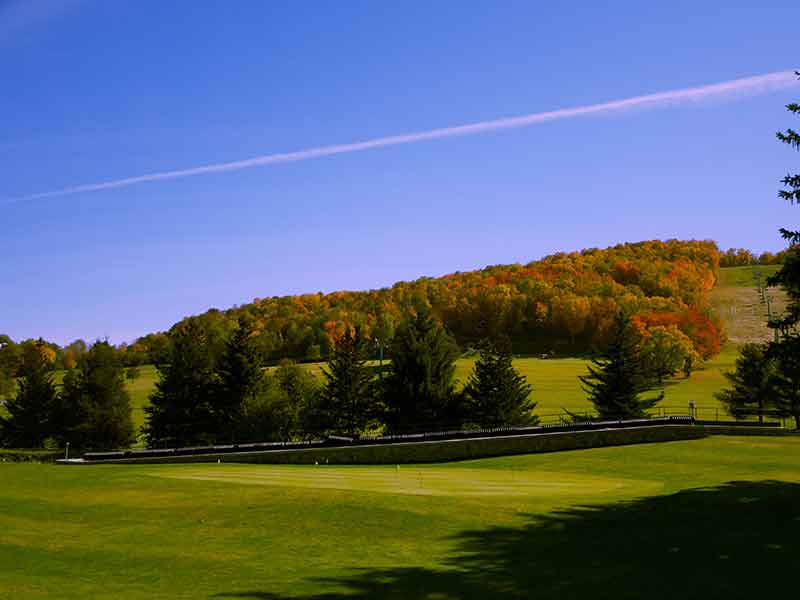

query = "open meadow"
[1,435,799,598]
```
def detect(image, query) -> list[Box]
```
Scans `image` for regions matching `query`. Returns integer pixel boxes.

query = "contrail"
[7,69,800,203]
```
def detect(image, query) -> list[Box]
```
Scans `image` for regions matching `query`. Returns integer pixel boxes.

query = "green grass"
[716,264,781,287]
[1,435,798,598]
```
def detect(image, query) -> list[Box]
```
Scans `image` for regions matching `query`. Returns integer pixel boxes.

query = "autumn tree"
[639,325,701,384]
[462,338,537,427]
[316,328,375,436]
[579,312,664,419]
[59,341,134,450]
[715,343,777,423]
[382,311,461,432]
[0,335,15,400]
[0,343,59,447]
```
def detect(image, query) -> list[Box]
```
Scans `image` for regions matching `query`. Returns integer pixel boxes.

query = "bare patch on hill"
[711,268,787,344]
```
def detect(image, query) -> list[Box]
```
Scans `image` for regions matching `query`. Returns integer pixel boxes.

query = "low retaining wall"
[76,424,707,465]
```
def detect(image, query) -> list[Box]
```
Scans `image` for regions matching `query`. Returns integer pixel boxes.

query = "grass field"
[1,435,798,598]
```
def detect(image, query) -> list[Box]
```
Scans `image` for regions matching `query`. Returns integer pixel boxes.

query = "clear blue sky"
[2,0,799,345]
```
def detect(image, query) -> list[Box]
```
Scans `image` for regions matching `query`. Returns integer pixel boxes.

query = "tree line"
[2,303,690,450]
[119,239,725,365]
[718,247,790,268]
[0,340,133,449]
[142,311,540,447]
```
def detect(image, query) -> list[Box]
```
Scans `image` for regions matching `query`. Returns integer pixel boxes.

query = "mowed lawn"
[1,435,799,598]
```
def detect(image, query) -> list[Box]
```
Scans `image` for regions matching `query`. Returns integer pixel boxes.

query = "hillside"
[126,239,723,364]
[710,265,786,344]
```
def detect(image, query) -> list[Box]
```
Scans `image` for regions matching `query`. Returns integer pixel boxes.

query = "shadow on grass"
[213,480,800,599]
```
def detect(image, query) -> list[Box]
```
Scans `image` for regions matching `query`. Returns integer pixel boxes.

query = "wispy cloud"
[7,69,800,204]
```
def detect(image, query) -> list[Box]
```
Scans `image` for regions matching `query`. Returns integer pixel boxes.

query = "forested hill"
[124,239,724,364]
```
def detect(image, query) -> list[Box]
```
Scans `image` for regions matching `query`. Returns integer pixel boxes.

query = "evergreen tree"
[214,318,264,441]
[714,343,777,422]
[144,321,218,447]
[765,73,800,428]
[60,341,134,450]
[382,310,461,432]
[768,335,800,429]
[768,72,800,332]
[0,344,58,447]
[316,328,375,436]
[579,312,663,420]
[462,338,537,427]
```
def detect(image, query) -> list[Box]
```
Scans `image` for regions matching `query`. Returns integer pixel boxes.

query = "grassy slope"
[1,436,798,598]
[710,265,785,345]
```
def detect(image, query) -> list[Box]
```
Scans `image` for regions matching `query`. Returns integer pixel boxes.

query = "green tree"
[579,313,663,420]
[0,344,58,447]
[462,338,537,427]
[714,343,777,423]
[765,72,800,428]
[144,321,218,447]
[640,326,701,385]
[382,311,461,432]
[214,318,264,441]
[769,335,800,428]
[317,328,375,436]
[274,360,320,439]
[768,72,800,331]
[60,341,134,450]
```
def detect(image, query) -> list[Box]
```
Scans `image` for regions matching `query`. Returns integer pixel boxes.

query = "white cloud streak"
[7,69,800,204]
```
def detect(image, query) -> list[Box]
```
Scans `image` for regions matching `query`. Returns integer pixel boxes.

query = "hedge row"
[0,449,62,463]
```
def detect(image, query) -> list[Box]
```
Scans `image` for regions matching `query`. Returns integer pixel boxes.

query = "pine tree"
[768,335,800,429]
[463,338,537,427]
[714,343,777,422]
[214,318,264,441]
[765,72,800,428]
[382,310,461,432]
[0,344,58,447]
[768,72,800,331]
[579,313,663,420]
[144,321,218,447]
[317,328,375,436]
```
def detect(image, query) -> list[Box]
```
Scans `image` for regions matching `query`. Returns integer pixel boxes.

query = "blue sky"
[2,0,799,345]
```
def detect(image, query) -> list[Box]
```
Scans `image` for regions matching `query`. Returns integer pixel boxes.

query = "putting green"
[154,464,663,498]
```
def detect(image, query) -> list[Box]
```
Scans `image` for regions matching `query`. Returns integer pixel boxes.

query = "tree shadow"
[213,480,800,599]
